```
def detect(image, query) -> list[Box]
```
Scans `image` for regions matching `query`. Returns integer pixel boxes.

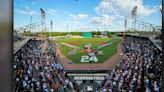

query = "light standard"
[50,20,53,37]
[29,12,33,33]
[131,6,137,32]
[124,19,127,41]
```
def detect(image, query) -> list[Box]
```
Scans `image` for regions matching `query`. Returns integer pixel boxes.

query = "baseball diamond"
[54,37,121,64]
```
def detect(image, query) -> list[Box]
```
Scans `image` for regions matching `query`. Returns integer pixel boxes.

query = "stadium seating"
[13,40,79,92]
[98,36,162,91]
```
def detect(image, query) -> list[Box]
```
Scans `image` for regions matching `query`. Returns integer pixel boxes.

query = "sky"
[14,0,162,32]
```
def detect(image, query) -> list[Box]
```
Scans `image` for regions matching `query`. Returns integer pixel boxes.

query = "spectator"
[98,36,162,92]
[13,40,76,92]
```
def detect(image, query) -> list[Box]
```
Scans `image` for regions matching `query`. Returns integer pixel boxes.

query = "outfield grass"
[54,37,121,64]
[97,38,121,63]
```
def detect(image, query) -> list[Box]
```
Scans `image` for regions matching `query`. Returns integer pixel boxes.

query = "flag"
[40,8,45,17]
[131,6,137,17]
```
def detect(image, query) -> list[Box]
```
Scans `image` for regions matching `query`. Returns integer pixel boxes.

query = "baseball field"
[54,37,121,64]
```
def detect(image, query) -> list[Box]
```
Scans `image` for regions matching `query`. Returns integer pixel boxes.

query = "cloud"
[78,25,91,31]
[15,9,39,15]
[95,0,158,18]
[90,14,115,25]
[24,6,30,10]
[31,1,36,5]
[63,11,69,14]
[47,9,57,15]
[72,23,91,31]
[69,13,88,20]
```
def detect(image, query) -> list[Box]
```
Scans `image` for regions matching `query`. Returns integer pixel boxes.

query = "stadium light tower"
[131,6,137,32]
[50,20,53,37]
[29,12,33,33]
[124,19,127,40]
[40,8,46,37]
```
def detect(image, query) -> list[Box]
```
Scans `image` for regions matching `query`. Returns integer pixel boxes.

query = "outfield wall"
[72,35,83,38]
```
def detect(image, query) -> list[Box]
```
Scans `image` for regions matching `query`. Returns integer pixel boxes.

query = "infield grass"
[55,38,112,49]
[54,37,121,63]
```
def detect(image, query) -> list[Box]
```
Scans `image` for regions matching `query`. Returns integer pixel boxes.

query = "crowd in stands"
[98,36,162,92]
[13,39,79,92]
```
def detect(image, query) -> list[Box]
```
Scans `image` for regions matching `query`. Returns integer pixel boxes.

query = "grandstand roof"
[14,37,32,54]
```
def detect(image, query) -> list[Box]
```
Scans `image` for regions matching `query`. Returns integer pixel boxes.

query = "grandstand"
[13,1,162,92]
